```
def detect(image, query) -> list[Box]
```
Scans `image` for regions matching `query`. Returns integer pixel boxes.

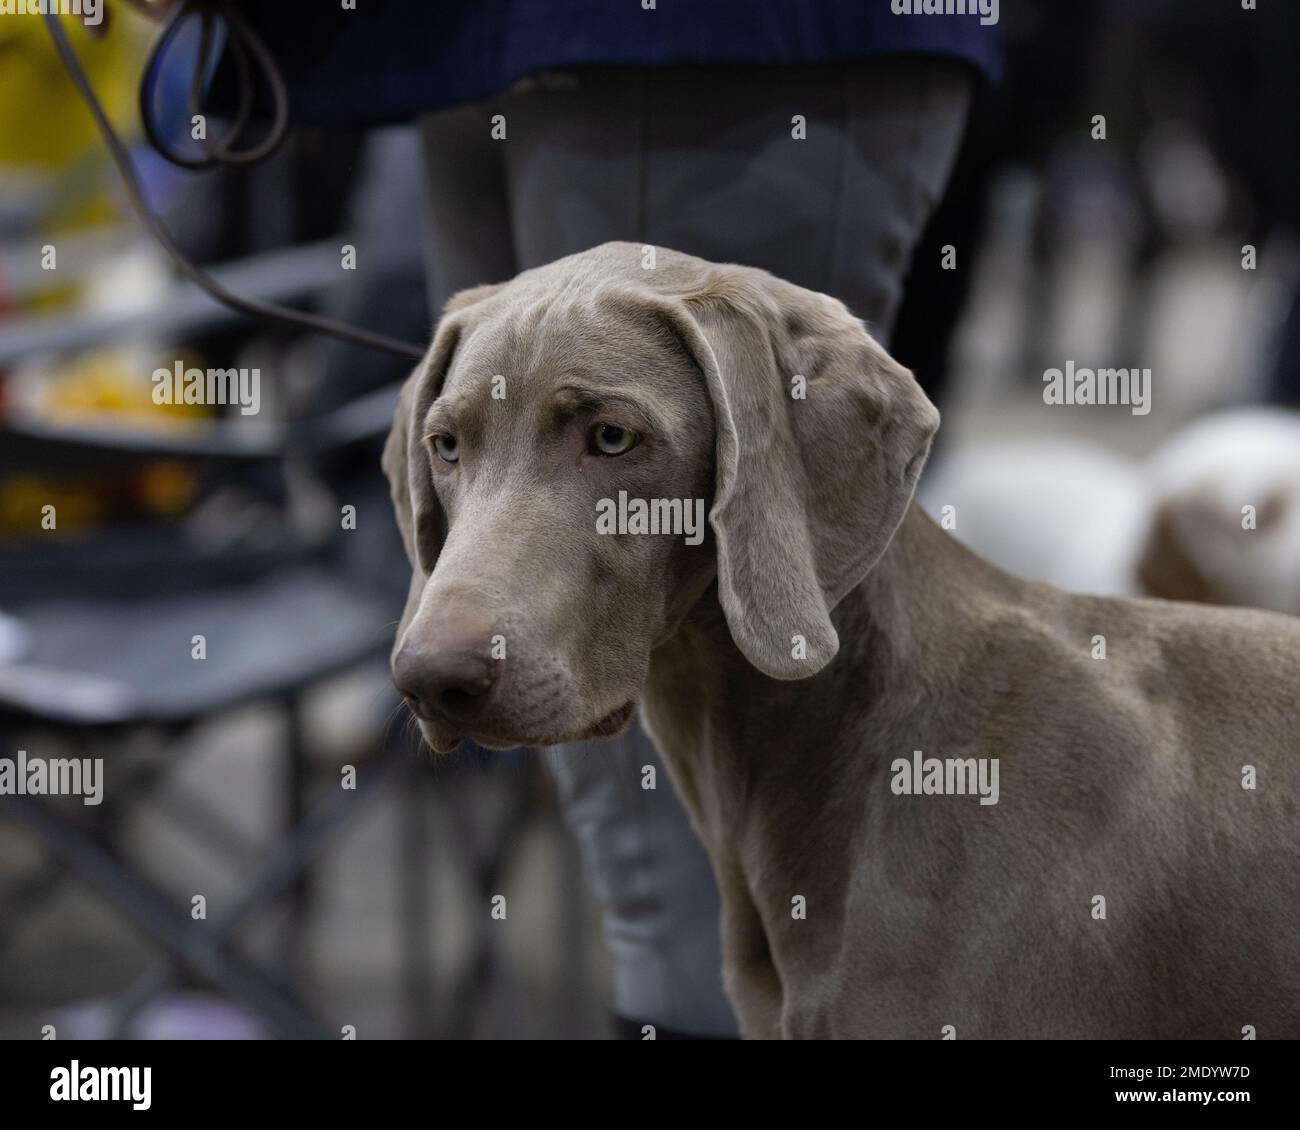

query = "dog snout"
[394,609,499,723]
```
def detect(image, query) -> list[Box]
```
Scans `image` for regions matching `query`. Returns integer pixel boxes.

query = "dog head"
[383,243,937,751]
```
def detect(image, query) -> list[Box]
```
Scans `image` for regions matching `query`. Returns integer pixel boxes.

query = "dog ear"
[383,281,504,579]
[382,318,465,580]
[653,267,938,679]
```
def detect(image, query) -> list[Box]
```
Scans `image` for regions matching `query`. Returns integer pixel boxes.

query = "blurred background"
[0,1,1297,1039]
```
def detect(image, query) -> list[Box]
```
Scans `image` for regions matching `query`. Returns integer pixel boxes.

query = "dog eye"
[432,433,459,463]
[590,423,638,456]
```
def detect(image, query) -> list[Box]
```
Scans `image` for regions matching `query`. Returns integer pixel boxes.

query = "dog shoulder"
[1068,592,1300,757]
[962,584,1297,757]
[1134,597,1300,688]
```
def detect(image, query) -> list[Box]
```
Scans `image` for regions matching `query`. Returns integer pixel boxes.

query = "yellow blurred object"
[0,8,142,168]
[44,350,214,426]
[0,7,206,542]
[0,459,201,537]
[0,474,103,535]
[136,459,199,517]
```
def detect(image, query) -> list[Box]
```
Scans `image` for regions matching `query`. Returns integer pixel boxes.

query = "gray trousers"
[418,59,970,1036]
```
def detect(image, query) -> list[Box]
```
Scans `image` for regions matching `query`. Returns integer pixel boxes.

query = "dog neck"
[643,503,1017,844]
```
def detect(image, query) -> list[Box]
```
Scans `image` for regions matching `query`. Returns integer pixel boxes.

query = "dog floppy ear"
[383,282,505,579]
[655,267,938,679]
[382,319,468,582]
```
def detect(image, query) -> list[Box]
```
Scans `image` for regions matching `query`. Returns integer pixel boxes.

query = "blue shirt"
[224,0,1001,125]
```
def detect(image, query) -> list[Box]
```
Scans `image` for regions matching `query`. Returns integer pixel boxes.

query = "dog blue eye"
[591,423,638,456]
[433,434,459,463]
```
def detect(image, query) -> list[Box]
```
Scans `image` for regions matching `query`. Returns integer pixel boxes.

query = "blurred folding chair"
[0,384,417,1038]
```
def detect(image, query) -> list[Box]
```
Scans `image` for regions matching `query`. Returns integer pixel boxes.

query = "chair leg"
[399,766,435,1037]
[0,857,64,955]
[3,792,330,1039]
[282,693,312,970]
[6,743,413,1038]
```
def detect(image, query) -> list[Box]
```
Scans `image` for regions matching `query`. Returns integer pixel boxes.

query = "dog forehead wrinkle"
[450,308,530,377]
[457,312,698,437]
[422,395,463,435]
[444,317,565,406]
[547,317,705,422]
[548,381,688,440]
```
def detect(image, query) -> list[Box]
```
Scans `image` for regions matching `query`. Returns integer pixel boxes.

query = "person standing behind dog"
[226,0,999,1038]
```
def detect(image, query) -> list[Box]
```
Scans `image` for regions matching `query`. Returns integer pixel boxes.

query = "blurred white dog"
[920,409,1300,615]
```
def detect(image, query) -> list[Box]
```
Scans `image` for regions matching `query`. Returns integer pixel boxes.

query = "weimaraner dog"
[384,242,1300,1039]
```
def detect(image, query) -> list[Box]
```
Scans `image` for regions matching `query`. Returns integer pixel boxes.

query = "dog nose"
[394,611,498,723]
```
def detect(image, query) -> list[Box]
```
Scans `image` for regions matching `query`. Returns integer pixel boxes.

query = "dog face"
[387,286,716,750]
[384,243,937,752]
